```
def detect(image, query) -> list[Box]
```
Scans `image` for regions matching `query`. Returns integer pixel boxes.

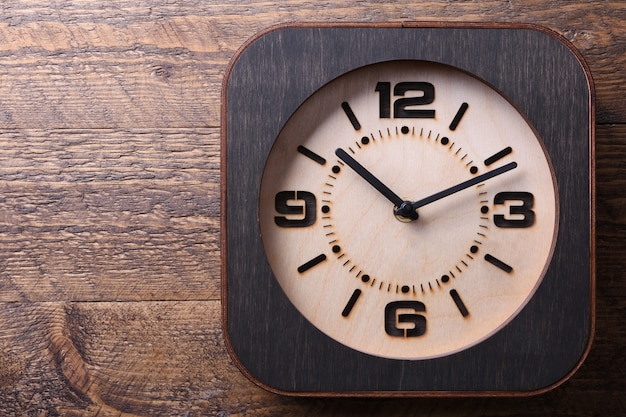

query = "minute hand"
[410,162,517,210]
[335,148,405,207]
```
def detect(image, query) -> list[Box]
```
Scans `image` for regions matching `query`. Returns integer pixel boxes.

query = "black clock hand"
[335,148,418,220]
[411,162,517,210]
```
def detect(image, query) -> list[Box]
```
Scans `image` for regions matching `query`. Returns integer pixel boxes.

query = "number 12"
[375,81,435,119]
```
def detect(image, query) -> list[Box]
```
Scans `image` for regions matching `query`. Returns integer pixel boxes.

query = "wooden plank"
[0,51,223,129]
[0,128,217,182]
[0,1,623,128]
[0,129,220,302]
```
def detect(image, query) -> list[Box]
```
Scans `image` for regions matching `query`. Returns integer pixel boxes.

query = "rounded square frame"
[221,22,594,396]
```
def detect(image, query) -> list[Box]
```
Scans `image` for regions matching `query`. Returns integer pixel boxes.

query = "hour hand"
[410,161,518,210]
[335,148,418,220]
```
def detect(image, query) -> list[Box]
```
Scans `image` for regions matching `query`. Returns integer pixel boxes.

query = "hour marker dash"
[484,146,513,166]
[449,102,469,131]
[484,254,513,273]
[342,289,362,317]
[341,101,362,131]
[297,145,326,165]
[297,254,327,273]
[450,289,470,317]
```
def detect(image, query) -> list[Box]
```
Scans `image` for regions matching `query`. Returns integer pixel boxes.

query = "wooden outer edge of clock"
[219,21,597,397]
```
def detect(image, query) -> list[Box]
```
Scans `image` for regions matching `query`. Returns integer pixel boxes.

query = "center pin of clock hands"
[335,148,418,220]
[336,148,518,220]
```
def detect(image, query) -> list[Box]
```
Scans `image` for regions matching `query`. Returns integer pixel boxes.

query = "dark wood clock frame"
[221,22,594,396]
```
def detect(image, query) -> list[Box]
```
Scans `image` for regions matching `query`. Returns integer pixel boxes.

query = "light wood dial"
[259,61,558,359]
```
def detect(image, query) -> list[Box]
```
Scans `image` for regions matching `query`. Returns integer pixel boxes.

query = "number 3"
[494,192,535,228]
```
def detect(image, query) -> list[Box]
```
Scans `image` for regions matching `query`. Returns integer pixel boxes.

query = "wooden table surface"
[0,1,623,416]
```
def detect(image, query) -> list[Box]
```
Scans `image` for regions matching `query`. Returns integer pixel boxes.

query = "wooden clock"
[221,23,594,395]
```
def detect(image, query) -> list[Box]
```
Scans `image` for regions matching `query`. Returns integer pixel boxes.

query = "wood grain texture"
[0,0,623,415]
[0,129,219,302]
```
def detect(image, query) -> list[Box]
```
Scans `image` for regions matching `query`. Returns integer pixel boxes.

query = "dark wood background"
[0,1,622,416]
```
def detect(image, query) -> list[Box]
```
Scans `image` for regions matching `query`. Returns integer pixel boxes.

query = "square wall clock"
[221,22,594,396]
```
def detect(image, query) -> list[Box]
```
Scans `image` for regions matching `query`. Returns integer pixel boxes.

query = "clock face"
[259,60,558,359]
